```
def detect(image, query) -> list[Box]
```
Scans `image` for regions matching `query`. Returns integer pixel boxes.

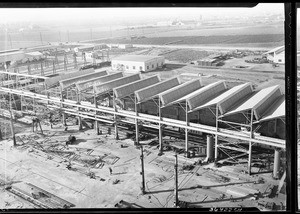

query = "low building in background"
[111,55,165,73]
[263,46,285,64]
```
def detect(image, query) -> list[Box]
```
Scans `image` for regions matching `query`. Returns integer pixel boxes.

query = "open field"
[0,23,288,51]
[98,34,284,47]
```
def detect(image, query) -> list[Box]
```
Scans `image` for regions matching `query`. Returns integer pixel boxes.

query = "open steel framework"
[0,70,285,176]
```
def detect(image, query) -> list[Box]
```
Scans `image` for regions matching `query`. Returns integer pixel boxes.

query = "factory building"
[263,46,300,66]
[263,46,285,64]
[107,44,133,49]
[111,55,165,73]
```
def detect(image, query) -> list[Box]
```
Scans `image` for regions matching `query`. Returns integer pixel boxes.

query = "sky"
[0,3,284,25]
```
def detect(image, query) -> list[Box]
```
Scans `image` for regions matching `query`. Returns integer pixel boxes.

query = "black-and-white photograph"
[0,3,290,211]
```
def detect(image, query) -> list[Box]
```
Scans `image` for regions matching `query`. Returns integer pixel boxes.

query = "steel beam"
[0,87,285,149]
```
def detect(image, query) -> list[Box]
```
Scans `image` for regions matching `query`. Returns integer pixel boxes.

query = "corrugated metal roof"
[112,54,164,62]
[135,77,180,103]
[187,81,227,111]
[114,75,160,99]
[159,79,202,107]
[45,68,95,88]
[190,83,253,113]
[0,51,25,63]
[255,95,285,123]
[24,51,43,57]
[263,46,284,55]
[60,70,108,89]
[95,73,141,95]
[76,72,124,92]
[223,85,282,120]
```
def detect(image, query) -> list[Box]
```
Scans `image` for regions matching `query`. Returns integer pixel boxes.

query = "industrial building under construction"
[0,42,286,210]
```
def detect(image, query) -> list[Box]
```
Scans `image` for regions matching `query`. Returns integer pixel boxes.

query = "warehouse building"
[263,46,285,64]
[111,55,165,73]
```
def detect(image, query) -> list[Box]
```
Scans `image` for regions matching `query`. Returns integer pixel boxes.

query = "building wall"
[274,52,285,64]
[144,58,165,72]
[256,119,285,139]
[111,60,145,72]
[119,44,133,49]
[111,57,165,72]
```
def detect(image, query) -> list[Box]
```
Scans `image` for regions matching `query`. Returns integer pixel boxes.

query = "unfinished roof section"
[256,95,285,123]
[60,70,108,89]
[135,77,180,103]
[159,79,202,107]
[190,83,253,114]
[187,81,227,111]
[224,85,282,120]
[114,75,160,99]
[44,68,95,88]
[76,72,124,92]
[0,51,25,63]
[263,46,284,55]
[95,73,141,95]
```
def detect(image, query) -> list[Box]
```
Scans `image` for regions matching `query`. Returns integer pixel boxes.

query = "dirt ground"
[0,42,286,210]
[0,120,286,209]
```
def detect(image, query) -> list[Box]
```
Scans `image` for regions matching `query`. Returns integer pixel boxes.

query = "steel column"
[113,93,119,140]
[248,109,254,175]
[77,91,82,130]
[158,98,163,154]
[9,93,16,146]
[135,95,139,145]
[185,102,189,156]
[94,89,100,135]
[140,145,145,194]
[174,153,178,207]
[60,86,67,126]
[214,105,219,162]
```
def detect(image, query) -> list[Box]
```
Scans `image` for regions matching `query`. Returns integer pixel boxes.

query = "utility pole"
[174,152,178,207]
[9,93,16,146]
[140,145,146,194]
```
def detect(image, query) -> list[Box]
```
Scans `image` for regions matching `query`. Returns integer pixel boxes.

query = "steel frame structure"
[0,72,285,178]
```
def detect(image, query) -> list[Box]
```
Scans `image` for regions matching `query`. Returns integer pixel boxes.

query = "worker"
[32,116,37,132]
[109,167,113,175]
[49,113,53,129]
[66,161,72,170]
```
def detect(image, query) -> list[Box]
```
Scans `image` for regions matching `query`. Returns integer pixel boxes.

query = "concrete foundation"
[273,149,281,179]
[206,135,214,161]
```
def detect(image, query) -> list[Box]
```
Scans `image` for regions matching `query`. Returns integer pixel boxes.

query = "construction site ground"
[0,120,285,209]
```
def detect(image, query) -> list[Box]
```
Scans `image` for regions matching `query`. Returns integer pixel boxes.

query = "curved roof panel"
[95,73,141,95]
[45,68,94,88]
[114,75,160,99]
[135,77,180,103]
[223,85,282,120]
[187,81,227,111]
[159,79,202,107]
[76,72,124,92]
[255,95,285,123]
[60,70,108,89]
